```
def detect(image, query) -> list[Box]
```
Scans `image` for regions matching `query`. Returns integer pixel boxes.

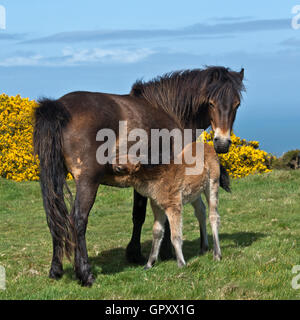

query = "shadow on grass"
[183,231,266,261]
[64,231,266,280]
[89,240,153,275]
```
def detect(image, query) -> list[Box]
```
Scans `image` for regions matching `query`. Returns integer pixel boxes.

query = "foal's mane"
[130,66,245,124]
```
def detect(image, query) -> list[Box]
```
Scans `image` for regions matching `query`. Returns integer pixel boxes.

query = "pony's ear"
[239,68,244,81]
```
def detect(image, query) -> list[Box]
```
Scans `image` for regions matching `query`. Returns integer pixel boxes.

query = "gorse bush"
[271,149,300,170]
[0,94,272,181]
[201,131,272,178]
[0,94,39,181]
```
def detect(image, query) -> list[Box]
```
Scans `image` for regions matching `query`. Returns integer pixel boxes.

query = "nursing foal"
[110,142,231,269]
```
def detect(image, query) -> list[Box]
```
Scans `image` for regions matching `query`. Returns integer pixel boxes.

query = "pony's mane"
[130,66,245,124]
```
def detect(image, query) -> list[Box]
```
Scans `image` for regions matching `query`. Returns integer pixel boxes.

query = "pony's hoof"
[177,261,186,268]
[49,266,63,280]
[81,274,95,287]
[199,245,209,256]
[126,245,147,265]
[127,252,147,265]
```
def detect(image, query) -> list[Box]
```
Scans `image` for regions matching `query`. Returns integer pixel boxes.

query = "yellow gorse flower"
[200,130,272,178]
[0,94,40,181]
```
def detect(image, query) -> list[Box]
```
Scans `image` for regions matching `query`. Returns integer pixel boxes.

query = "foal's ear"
[239,68,244,81]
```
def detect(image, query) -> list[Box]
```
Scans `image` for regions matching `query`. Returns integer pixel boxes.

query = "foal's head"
[204,67,245,153]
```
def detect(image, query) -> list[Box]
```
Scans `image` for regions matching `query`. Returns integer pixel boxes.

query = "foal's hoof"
[177,261,186,268]
[144,264,153,270]
[213,254,222,261]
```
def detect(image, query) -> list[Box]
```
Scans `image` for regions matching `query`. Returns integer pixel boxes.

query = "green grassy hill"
[0,170,300,299]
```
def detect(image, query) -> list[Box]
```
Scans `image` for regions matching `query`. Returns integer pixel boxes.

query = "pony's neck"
[183,106,211,140]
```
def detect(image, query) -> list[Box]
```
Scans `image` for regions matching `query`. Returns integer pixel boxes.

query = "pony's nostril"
[214,137,220,142]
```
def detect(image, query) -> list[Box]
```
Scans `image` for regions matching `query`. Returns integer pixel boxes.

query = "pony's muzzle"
[213,136,232,154]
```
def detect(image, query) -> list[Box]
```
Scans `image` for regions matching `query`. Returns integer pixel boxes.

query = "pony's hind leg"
[145,201,167,270]
[72,178,99,286]
[205,180,222,261]
[192,197,209,255]
[49,238,64,279]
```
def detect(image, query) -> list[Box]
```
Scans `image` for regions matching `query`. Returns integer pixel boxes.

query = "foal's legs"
[191,197,209,255]
[72,179,99,286]
[126,191,173,264]
[146,201,185,269]
[165,205,186,268]
[205,180,222,260]
[145,201,167,269]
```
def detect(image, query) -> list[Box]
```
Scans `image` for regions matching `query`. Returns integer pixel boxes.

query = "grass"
[0,170,300,300]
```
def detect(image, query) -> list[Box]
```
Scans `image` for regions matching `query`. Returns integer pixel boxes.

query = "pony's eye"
[209,102,214,108]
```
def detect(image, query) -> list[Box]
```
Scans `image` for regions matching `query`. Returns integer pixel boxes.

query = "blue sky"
[0,0,300,155]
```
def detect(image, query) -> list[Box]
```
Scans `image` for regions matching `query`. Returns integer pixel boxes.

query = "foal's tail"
[33,98,74,260]
[219,164,231,193]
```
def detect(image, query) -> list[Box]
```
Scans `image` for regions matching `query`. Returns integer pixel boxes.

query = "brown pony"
[111,142,231,269]
[33,66,244,286]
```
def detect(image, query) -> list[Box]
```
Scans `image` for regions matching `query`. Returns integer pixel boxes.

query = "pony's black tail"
[33,98,74,260]
[219,164,231,193]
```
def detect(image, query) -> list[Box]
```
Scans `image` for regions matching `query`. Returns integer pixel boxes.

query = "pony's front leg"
[73,179,99,287]
[205,182,222,261]
[145,201,167,269]
[209,210,221,260]
[165,205,186,268]
[126,190,148,265]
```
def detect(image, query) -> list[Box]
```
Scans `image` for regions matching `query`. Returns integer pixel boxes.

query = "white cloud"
[0,54,43,66]
[61,47,154,64]
[0,47,155,66]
